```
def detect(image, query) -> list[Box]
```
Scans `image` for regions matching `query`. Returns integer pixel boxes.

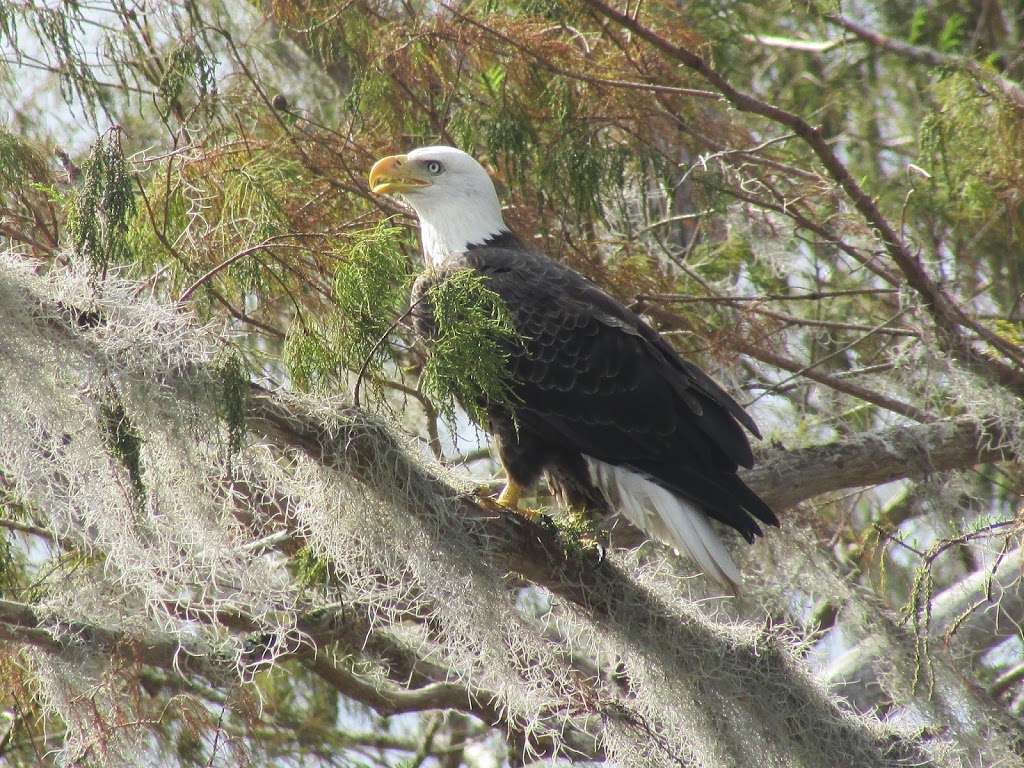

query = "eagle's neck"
[411,196,508,267]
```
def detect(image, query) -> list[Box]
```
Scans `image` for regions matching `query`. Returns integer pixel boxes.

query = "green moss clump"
[553,507,605,561]
[291,546,333,588]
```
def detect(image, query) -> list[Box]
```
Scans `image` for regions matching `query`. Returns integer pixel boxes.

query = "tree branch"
[581,0,1024,394]
[0,594,604,761]
[303,656,476,716]
[21,273,1014,604]
[825,13,1024,112]
[821,545,1024,714]
[0,517,54,541]
[635,302,933,423]
[734,338,933,423]
[929,545,1024,664]
[745,418,1011,511]
[0,597,195,671]
[9,265,1014,765]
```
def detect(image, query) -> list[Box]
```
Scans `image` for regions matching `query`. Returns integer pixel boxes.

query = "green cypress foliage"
[285,226,521,427]
[919,71,1024,236]
[331,224,411,370]
[284,224,410,395]
[98,396,146,506]
[0,127,53,201]
[214,350,248,458]
[292,546,333,588]
[67,131,136,276]
[156,41,217,122]
[420,270,521,425]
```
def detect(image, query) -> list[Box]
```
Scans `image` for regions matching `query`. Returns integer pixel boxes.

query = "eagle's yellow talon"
[485,481,544,523]
[496,480,522,509]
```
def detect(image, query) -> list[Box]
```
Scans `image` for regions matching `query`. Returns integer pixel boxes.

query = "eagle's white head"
[369,146,508,267]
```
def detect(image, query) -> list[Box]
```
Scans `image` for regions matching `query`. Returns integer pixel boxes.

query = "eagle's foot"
[496,480,522,509]
[473,481,548,524]
[497,481,549,523]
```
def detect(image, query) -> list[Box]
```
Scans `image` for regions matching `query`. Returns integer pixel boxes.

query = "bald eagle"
[369,146,777,589]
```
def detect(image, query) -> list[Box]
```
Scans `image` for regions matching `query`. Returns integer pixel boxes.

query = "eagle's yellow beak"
[368,154,431,195]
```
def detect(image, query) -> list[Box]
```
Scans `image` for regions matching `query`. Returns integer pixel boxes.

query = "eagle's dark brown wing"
[413,237,777,542]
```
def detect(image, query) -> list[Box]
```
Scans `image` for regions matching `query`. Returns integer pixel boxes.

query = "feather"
[586,457,742,589]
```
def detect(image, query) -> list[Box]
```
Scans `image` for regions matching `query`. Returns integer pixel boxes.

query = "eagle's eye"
[425,160,444,175]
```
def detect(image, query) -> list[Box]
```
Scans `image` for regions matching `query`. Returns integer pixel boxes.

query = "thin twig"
[736,337,931,423]
[747,307,916,403]
[641,293,918,337]
[353,294,429,408]
[0,518,54,542]
[826,13,1024,111]
[440,3,719,101]
[990,661,1024,698]
[178,242,272,302]
[638,287,899,303]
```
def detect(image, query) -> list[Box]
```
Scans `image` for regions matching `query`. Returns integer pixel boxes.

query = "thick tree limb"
[11,272,1016,765]
[245,381,1012,588]
[744,418,1012,511]
[0,594,603,761]
[0,597,198,671]
[24,277,1015,611]
[0,516,53,541]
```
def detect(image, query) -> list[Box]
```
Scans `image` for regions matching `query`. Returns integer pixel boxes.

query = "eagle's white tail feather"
[585,457,742,589]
